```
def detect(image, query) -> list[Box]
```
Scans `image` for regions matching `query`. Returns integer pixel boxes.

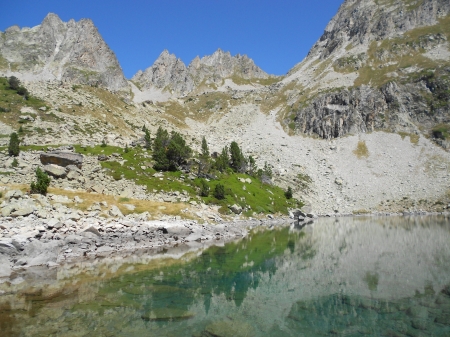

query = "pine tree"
[198,136,210,175]
[152,127,170,170]
[30,167,51,195]
[8,132,20,157]
[8,76,20,91]
[166,131,192,171]
[229,141,247,173]
[144,127,151,149]
[285,186,293,199]
[201,136,209,159]
[199,179,210,197]
[214,183,225,200]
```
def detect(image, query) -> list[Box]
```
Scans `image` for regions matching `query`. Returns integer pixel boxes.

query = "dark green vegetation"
[285,186,293,199]
[152,127,192,171]
[143,125,151,149]
[7,76,29,99]
[432,123,450,140]
[74,142,301,216]
[8,132,19,156]
[30,167,51,195]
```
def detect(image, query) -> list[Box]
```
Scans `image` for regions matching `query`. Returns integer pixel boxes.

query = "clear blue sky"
[1,0,343,78]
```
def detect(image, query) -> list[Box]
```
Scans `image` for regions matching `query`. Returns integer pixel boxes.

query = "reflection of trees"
[102,226,305,314]
[6,226,311,333]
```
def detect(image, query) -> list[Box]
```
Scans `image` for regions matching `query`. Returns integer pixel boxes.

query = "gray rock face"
[21,240,63,267]
[0,254,12,278]
[40,151,83,168]
[292,73,450,139]
[0,13,128,91]
[301,0,450,62]
[229,204,243,215]
[132,48,270,94]
[43,164,66,178]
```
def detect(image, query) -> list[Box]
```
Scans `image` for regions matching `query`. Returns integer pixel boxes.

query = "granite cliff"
[0,13,127,91]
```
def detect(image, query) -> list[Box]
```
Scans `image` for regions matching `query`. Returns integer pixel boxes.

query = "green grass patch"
[0,77,50,131]
[196,174,301,215]
[398,132,420,144]
[431,124,450,140]
[296,173,313,191]
[73,144,301,215]
[353,140,369,159]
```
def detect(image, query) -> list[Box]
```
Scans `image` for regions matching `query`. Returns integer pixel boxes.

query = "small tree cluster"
[152,126,192,171]
[8,76,29,99]
[30,167,50,195]
[209,140,274,184]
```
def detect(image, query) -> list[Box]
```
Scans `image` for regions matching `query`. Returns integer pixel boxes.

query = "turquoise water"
[1,216,449,336]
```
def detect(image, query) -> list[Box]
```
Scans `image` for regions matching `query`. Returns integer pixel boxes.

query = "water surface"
[1,216,449,336]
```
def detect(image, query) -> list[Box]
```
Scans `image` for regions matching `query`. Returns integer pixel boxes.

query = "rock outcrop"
[40,151,84,168]
[132,48,271,94]
[292,76,450,141]
[0,13,128,91]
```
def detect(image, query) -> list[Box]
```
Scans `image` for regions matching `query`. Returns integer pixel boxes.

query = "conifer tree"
[144,127,151,149]
[8,132,20,157]
[198,136,210,175]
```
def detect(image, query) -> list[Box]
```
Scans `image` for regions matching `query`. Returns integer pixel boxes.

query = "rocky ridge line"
[132,48,271,94]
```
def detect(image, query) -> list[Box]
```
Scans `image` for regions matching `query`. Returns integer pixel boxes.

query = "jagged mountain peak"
[0,13,128,91]
[133,48,271,95]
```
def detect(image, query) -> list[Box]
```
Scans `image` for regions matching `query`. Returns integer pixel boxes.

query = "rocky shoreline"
[2,204,450,283]
[0,208,295,281]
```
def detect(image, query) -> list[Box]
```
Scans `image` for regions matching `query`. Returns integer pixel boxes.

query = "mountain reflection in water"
[0,215,449,336]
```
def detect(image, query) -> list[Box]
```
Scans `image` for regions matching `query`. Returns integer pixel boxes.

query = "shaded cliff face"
[132,48,270,94]
[0,13,128,91]
[293,72,450,141]
[285,0,450,146]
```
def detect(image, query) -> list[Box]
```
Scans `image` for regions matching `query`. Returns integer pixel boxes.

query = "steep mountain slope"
[280,0,450,147]
[132,49,275,96]
[0,13,127,91]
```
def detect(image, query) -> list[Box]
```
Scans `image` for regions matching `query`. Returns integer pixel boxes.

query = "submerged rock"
[141,308,194,321]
